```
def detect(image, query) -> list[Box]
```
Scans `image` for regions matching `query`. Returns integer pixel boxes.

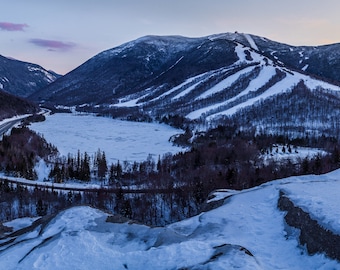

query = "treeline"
[49,149,123,184]
[228,81,340,139]
[0,91,39,121]
[48,124,340,209]
[2,124,340,226]
[0,179,198,226]
[0,127,57,179]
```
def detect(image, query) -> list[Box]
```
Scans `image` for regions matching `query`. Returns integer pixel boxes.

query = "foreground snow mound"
[2,170,340,269]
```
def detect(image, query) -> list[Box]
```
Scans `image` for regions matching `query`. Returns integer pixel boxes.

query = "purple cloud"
[29,38,76,51]
[0,22,28,31]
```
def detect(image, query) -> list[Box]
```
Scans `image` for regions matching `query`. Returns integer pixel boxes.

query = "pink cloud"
[0,22,28,31]
[29,38,76,51]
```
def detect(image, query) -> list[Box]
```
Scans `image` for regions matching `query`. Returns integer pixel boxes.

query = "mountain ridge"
[0,55,60,97]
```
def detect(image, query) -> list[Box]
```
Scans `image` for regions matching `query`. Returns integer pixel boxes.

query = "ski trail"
[244,33,259,51]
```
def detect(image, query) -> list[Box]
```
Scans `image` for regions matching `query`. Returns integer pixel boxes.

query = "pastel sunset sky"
[1,0,339,74]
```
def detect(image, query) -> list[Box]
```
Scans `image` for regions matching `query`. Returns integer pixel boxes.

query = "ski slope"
[109,38,340,123]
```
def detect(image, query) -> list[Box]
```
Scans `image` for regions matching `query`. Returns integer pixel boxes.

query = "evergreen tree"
[98,151,107,179]
[36,198,47,216]
[116,160,122,180]
[108,164,115,184]
[76,150,81,176]
[121,199,132,219]
[80,152,91,181]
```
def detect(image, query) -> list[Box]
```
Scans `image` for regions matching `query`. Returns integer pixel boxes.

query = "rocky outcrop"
[278,191,340,261]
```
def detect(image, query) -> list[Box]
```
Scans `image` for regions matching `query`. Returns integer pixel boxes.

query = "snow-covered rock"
[2,170,340,269]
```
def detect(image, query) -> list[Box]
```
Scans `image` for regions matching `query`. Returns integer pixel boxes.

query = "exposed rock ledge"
[278,191,340,261]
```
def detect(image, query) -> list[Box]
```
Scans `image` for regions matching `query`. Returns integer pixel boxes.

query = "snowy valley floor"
[1,170,340,269]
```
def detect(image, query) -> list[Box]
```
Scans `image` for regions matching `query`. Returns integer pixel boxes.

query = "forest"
[1,120,340,226]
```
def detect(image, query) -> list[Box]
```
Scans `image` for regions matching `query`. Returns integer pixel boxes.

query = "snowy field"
[1,170,340,269]
[29,113,185,163]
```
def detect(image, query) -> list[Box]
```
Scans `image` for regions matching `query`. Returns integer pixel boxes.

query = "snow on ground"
[172,80,202,100]
[234,43,248,62]
[207,71,340,120]
[147,73,208,103]
[0,172,102,190]
[0,114,32,126]
[187,65,276,119]
[1,170,340,269]
[232,65,276,98]
[113,96,142,107]
[34,159,50,182]
[261,145,327,164]
[302,74,340,91]
[196,65,256,100]
[243,33,259,51]
[185,47,340,121]
[206,72,300,119]
[3,217,40,232]
[29,113,185,163]
[281,170,340,234]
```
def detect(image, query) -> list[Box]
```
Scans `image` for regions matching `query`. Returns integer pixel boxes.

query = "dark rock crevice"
[278,190,340,261]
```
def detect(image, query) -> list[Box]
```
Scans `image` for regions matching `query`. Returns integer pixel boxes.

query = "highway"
[0,176,182,194]
[0,109,50,137]
[0,118,25,136]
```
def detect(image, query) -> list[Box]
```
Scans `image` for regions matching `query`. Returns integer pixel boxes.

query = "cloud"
[0,22,29,31]
[29,38,76,51]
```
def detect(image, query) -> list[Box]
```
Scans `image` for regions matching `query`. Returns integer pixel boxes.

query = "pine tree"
[121,199,132,219]
[36,198,47,216]
[116,160,122,180]
[76,150,81,176]
[98,151,107,179]
[108,164,115,185]
[78,152,91,181]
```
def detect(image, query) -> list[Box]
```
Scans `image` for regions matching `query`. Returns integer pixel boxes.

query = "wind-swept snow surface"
[1,170,340,269]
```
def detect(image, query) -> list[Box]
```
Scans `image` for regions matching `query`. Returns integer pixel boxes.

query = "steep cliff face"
[278,191,340,261]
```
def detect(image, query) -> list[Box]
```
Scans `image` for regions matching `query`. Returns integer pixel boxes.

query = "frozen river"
[29,113,185,163]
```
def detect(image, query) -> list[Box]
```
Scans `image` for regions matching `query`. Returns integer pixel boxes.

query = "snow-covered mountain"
[0,55,59,97]
[29,35,238,104]
[1,170,340,269]
[29,33,340,136]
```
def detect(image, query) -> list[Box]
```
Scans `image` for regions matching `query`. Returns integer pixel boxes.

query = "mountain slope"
[0,55,59,97]
[0,90,39,120]
[29,35,239,105]
[1,170,340,269]
[29,33,340,138]
[249,35,340,83]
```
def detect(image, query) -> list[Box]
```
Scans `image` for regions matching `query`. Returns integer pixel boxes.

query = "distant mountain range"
[0,55,59,97]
